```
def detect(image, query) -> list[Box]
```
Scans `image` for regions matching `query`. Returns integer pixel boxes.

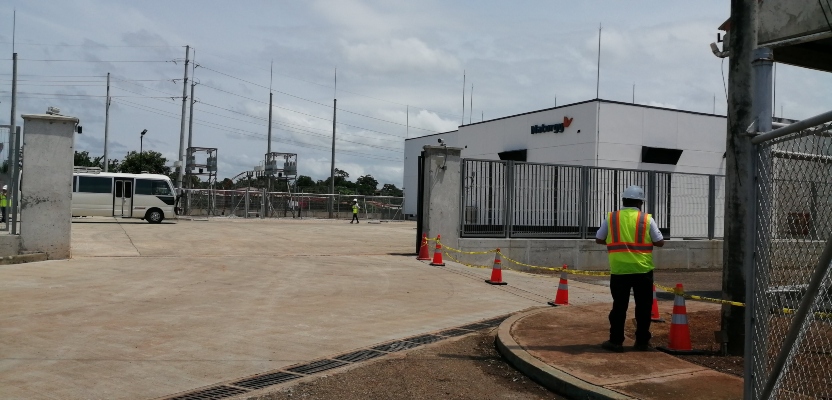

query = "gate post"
[504,161,514,238]
[19,113,79,259]
[420,145,463,250]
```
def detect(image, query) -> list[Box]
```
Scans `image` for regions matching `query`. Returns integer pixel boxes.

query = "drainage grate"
[436,328,473,337]
[334,349,386,363]
[286,359,348,375]
[404,334,443,345]
[478,316,509,327]
[167,385,248,400]
[372,340,423,353]
[457,322,492,331]
[232,371,302,390]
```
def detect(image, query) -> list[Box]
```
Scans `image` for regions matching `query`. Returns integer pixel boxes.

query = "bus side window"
[135,179,152,195]
[152,180,172,196]
[78,176,112,194]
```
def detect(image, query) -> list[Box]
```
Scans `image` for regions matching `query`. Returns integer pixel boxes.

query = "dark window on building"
[498,149,527,162]
[73,177,77,192]
[641,146,683,165]
[77,176,112,194]
[136,179,173,196]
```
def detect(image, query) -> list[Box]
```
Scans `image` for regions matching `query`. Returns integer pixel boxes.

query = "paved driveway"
[0,218,609,399]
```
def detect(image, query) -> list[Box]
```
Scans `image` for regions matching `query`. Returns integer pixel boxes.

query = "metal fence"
[461,159,724,239]
[181,189,404,220]
[748,122,832,399]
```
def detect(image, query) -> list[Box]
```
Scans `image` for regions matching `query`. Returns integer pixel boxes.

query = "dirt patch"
[248,330,564,400]
[626,309,744,376]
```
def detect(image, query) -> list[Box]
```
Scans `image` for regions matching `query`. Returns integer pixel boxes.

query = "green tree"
[296,175,315,189]
[355,174,378,195]
[117,151,170,175]
[381,183,403,197]
[74,151,104,168]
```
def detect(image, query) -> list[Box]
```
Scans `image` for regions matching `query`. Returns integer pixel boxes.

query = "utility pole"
[329,70,336,219]
[722,0,757,358]
[104,72,111,171]
[176,45,190,191]
[461,70,466,125]
[596,24,602,99]
[8,53,18,234]
[469,83,473,124]
[186,81,196,204]
[406,105,409,139]
[268,61,273,154]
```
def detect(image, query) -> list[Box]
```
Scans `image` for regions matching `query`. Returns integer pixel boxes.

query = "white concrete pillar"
[20,114,78,259]
[421,145,463,249]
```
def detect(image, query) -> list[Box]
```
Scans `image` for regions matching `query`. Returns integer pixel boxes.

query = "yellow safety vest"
[0,193,7,207]
[352,204,359,214]
[605,209,655,275]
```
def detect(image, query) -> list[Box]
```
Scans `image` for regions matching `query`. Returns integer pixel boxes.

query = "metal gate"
[747,119,832,400]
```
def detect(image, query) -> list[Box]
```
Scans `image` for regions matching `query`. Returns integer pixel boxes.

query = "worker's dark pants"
[609,270,654,345]
[1,206,6,223]
[351,213,359,223]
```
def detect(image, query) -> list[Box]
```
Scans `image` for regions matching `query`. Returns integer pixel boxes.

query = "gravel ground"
[247,329,564,400]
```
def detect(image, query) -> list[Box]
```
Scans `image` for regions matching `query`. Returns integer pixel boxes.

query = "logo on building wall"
[531,116,573,134]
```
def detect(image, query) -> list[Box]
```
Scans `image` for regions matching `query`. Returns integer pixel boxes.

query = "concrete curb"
[495,308,635,400]
[0,253,48,265]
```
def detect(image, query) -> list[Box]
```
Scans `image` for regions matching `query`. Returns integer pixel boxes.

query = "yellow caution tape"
[498,251,611,276]
[655,284,746,307]
[436,241,499,255]
[443,251,491,269]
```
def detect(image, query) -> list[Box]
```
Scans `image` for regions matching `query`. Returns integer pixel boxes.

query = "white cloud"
[341,38,460,73]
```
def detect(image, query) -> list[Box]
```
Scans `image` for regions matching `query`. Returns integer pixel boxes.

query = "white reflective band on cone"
[672,314,688,325]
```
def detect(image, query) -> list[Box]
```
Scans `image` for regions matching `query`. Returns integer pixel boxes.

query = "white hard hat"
[622,185,645,200]
[2,185,6,190]
[353,198,358,202]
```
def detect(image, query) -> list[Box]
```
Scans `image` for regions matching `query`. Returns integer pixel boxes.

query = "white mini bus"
[72,167,176,223]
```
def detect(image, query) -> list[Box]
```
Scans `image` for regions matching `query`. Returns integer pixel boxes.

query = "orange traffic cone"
[658,283,699,354]
[485,249,507,285]
[548,264,570,306]
[651,284,665,322]
[417,233,431,260]
[430,234,445,266]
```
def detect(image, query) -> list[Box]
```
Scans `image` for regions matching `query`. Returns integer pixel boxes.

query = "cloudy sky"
[1,1,830,187]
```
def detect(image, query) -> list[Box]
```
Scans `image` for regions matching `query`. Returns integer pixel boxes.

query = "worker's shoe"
[633,342,651,352]
[601,341,624,353]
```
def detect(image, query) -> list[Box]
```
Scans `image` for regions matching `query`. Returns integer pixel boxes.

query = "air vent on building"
[641,146,683,165]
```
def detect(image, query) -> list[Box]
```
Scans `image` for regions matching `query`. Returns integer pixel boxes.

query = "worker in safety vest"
[595,185,664,352]
[350,198,360,224]
[0,185,7,223]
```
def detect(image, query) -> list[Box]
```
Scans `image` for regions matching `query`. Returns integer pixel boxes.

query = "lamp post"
[140,129,147,172]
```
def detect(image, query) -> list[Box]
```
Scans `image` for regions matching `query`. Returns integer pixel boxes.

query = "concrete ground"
[0,218,609,400]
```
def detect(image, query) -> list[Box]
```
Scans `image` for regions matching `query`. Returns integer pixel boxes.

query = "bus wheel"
[145,208,164,224]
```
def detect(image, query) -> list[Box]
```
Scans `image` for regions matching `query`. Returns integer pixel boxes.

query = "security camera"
[438,138,444,144]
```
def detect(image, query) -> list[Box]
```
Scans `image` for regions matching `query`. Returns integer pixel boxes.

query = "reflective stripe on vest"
[352,204,359,214]
[605,209,655,275]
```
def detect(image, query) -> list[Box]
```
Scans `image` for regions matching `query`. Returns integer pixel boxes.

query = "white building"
[403,99,727,217]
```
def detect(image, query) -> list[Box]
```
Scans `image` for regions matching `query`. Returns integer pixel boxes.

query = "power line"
[5,58,174,63]
[197,81,407,138]
[196,100,403,145]
[199,51,461,120]
[117,99,401,162]
[117,97,401,152]
[0,41,181,48]
[0,91,173,99]
[197,64,435,133]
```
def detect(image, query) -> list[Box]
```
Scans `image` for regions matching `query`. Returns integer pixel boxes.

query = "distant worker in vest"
[350,198,360,224]
[0,185,7,223]
[595,185,664,352]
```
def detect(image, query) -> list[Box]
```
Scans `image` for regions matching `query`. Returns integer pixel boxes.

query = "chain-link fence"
[461,159,723,240]
[749,122,832,399]
[181,189,404,220]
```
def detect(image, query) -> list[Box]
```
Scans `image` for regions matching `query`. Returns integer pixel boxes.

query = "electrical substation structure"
[185,147,218,215]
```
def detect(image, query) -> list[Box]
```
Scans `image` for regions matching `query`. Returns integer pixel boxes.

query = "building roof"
[405,98,726,141]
